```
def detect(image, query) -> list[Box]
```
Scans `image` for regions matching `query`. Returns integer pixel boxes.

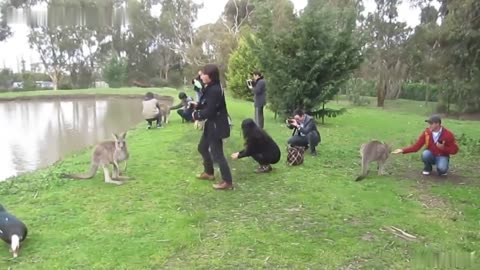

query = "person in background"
[142,92,162,129]
[247,70,266,129]
[192,70,204,101]
[190,64,233,190]
[231,118,281,173]
[170,92,194,123]
[287,109,321,156]
[392,115,459,176]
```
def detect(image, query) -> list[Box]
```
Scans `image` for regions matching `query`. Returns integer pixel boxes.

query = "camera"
[246,79,253,88]
[286,118,296,129]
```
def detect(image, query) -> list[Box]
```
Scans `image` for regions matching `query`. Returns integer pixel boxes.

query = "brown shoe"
[196,172,215,181]
[212,181,234,190]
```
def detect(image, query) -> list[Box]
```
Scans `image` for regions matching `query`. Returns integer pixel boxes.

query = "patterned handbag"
[286,145,306,166]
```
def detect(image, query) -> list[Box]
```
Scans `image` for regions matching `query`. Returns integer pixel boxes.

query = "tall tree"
[252,0,363,114]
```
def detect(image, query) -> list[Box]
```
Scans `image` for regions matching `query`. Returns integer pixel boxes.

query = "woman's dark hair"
[144,92,154,100]
[178,92,187,99]
[202,64,220,83]
[252,70,263,77]
[241,118,269,145]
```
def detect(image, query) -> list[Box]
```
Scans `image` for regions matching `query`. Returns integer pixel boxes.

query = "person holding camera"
[189,64,233,190]
[192,70,204,101]
[287,109,321,156]
[247,71,266,129]
[170,92,195,122]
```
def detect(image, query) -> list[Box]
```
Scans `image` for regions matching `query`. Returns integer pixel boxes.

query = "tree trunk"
[376,76,386,107]
[321,102,325,124]
[50,72,58,91]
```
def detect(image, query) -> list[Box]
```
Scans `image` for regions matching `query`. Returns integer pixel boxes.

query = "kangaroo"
[158,103,171,124]
[355,140,392,182]
[61,132,131,185]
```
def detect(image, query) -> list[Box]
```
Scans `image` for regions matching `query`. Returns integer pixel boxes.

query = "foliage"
[102,56,128,88]
[226,35,260,101]
[252,0,363,114]
[400,82,439,102]
[344,78,375,106]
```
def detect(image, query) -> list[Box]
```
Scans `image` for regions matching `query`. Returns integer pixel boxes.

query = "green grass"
[1,89,480,269]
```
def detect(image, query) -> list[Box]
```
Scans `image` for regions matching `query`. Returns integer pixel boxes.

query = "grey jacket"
[253,78,266,107]
[289,114,321,146]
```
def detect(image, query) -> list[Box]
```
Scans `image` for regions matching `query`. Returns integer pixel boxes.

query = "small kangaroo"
[158,103,171,124]
[61,132,131,185]
[355,140,392,181]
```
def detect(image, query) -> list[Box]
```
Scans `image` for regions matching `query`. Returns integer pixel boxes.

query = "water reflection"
[0,98,144,181]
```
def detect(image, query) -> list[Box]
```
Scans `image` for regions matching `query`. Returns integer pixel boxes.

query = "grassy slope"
[1,89,479,269]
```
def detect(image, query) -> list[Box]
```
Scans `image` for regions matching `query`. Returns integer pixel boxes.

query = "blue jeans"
[421,150,449,175]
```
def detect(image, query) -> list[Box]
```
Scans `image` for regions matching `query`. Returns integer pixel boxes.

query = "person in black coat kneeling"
[231,118,281,173]
[191,64,234,190]
[0,204,28,258]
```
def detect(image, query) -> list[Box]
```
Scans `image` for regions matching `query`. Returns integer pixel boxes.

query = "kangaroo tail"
[61,162,99,179]
[355,157,369,182]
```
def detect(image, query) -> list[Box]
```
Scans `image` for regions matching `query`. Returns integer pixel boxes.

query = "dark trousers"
[288,133,318,152]
[146,113,162,126]
[255,106,264,129]
[198,132,233,183]
[177,109,193,122]
[251,153,280,166]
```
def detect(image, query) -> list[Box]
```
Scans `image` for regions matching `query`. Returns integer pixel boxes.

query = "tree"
[28,26,69,90]
[251,0,363,115]
[103,56,128,88]
[226,35,260,100]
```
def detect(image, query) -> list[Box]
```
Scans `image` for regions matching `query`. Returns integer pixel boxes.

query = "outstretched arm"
[401,132,426,154]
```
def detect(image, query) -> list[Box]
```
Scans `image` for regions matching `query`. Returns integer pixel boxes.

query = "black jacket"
[0,205,28,244]
[237,133,281,164]
[193,81,230,140]
[252,78,266,107]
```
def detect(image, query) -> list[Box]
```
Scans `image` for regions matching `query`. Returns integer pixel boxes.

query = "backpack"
[286,145,305,166]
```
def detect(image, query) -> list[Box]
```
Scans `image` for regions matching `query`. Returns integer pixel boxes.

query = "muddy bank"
[0,93,175,105]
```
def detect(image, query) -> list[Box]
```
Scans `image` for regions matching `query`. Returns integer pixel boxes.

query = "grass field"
[1,88,479,269]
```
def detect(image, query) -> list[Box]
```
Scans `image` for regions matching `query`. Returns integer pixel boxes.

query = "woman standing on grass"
[190,64,233,190]
[231,118,281,173]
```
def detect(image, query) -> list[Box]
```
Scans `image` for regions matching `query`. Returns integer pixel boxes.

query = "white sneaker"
[422,171,431,176]
[440,173,448,176]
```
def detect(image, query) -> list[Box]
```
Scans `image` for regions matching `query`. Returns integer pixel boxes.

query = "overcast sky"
[0,0,425,72]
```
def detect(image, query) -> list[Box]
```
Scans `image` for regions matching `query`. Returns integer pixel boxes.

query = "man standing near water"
[247,71,266,129]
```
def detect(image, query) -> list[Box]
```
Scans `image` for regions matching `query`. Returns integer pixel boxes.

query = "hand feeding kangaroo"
[355,140,392,181]
[61,131,132,185]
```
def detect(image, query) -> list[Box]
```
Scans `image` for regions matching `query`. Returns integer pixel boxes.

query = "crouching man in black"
[287,109,321,156]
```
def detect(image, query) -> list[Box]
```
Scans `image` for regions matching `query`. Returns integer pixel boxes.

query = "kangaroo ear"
[121,131,127,139]
[112,133,119,140]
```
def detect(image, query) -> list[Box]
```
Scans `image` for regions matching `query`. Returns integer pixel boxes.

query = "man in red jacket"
[392,115,459,176]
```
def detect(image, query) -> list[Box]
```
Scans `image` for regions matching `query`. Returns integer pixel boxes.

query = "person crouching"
[142,92,163,129]
[231,118,281,173]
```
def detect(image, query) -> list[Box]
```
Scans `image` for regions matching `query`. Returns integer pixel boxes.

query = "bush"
[150,77,169,87]
[400,82,439,102]
[103,56,128,88]
[226,35,260,101]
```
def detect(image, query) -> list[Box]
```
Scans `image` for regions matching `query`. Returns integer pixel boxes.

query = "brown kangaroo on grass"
[61,132,132,185]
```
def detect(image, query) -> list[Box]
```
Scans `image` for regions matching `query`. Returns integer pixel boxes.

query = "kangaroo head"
[112,131,127,150]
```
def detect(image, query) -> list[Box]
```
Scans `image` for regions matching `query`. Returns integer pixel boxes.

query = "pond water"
[0,97,160,181]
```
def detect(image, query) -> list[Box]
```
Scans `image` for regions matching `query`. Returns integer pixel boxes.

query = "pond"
[0,96,172,181]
